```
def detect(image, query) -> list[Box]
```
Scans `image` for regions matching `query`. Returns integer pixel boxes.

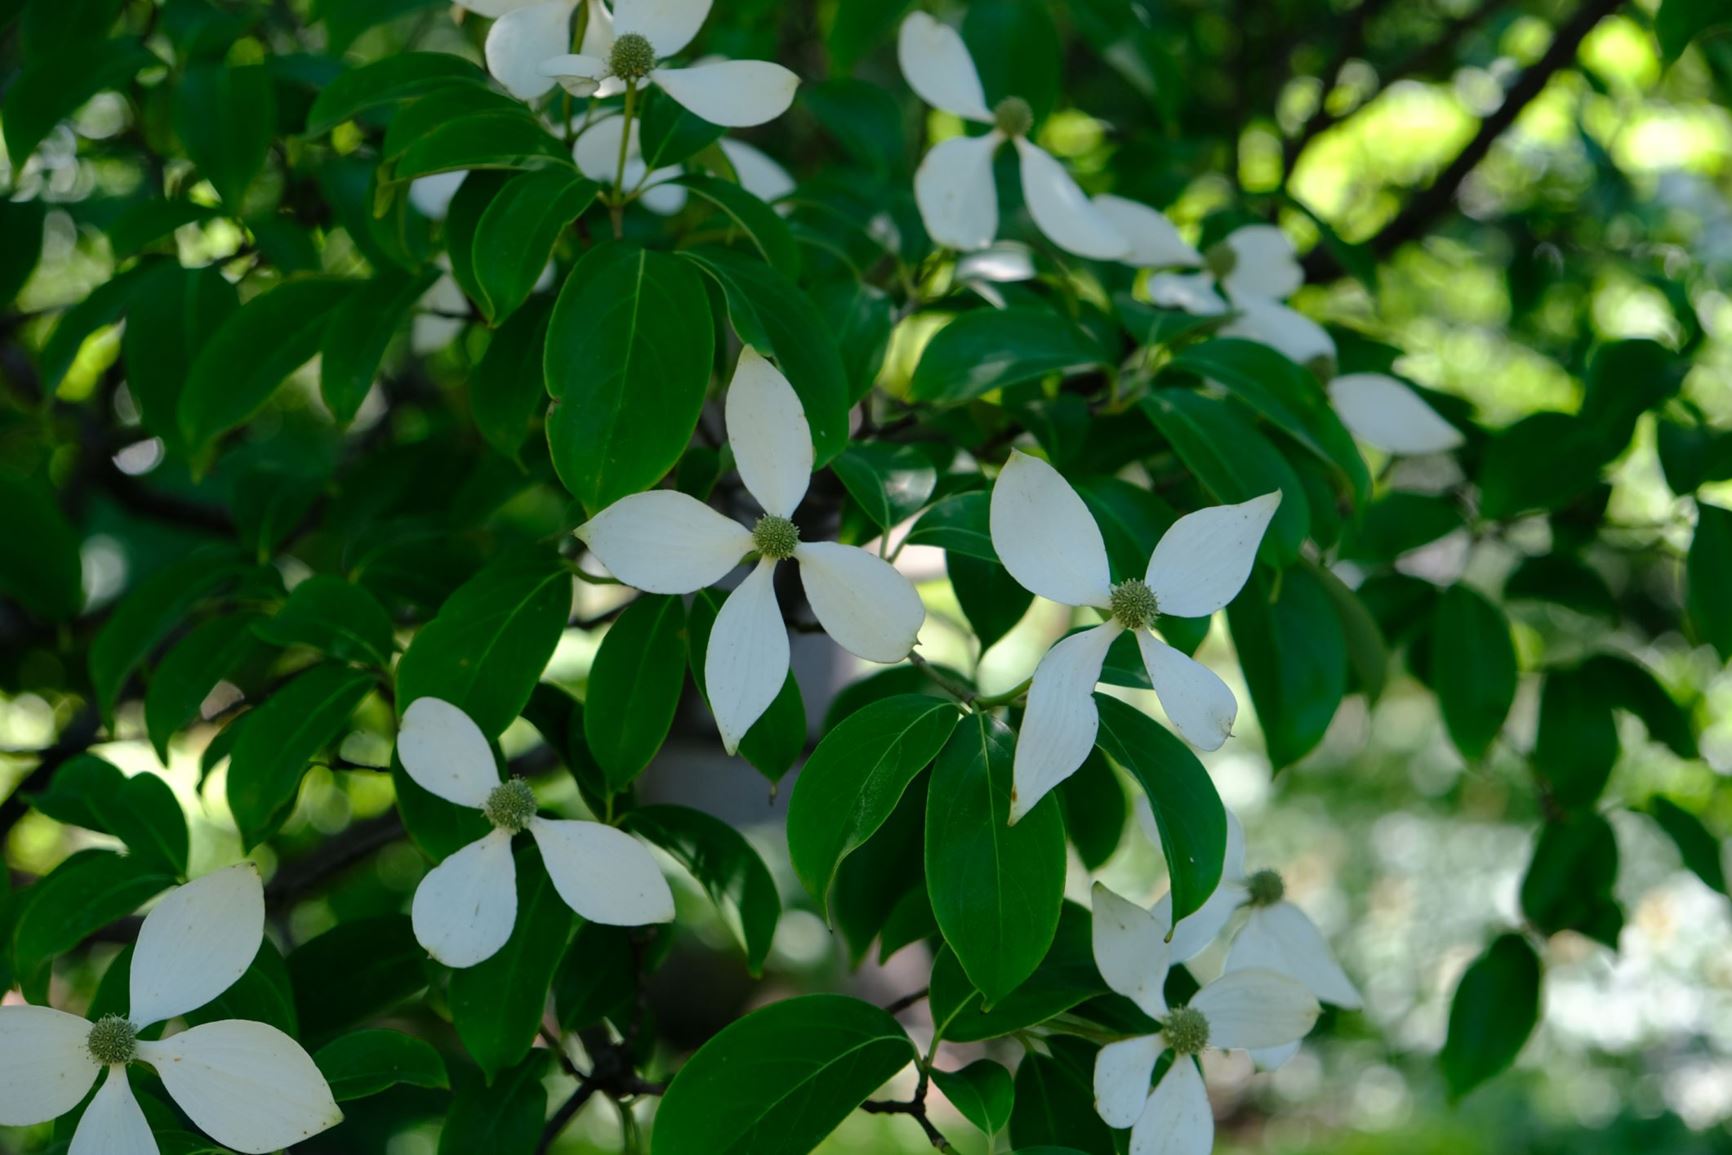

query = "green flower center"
[1246,868,1286,907]
[1109,579,1159,631]
[1163,1005,1210,1057]
[87,1015,137,1066]
[484,778,537,833]
[609,33,657,81]
[1204,241,1237,282]
[752,514,800,561]
[993,96,1033,138]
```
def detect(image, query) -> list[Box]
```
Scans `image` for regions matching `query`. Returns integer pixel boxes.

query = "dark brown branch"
[1303,0,1623,280]
[861,1096,954,1151]
[0,706,101,838]
[883,987,930,1016]
[536,1078,599,1155]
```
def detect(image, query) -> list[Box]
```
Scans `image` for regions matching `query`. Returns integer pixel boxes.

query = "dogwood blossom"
[398,697,675,967]
[538,0,798,128]
[1110,213,1463,455]
[0,865,342,1155]
[897,12,1125,259]
[485,0,614,102]
[988,450,1277,821]
[1091,882,1320,1154]
[571,113,793,215]
[576,349,926,753]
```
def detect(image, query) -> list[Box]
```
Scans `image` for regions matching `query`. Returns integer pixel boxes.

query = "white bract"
[897,12,1126,260]
[987,450,1277,821]
[1124,220,1463,456]
[0,865,342,1155]
[576,348,926,753]
[485,0,614,102]
[572,113,794,216]
[1091,882,1320,1154]
[536,0,798,128]
[397,697,675,967]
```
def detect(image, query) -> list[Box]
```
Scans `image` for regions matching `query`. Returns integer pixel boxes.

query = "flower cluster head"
[397,697,675,967]
[897,12,1128,259]
[1090,882,1321,1152]
[577,349,927,753]
[0,865,342,1154]
[988,450,1279,822]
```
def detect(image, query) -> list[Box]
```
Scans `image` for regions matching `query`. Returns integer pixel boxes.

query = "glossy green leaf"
[450,844,576,1080]
[0,472,82,621]
[13,850,175,979]
[1341,491,1465,563]
[678,174,799,279]
[226,663,374,846]
[123,264,238,449]
[638,87,726,170]
[787,695,961,918]
[289,915,428,1047]
[1646,796,1727,895]
[906,492,996,560]
[948,552,1033,653]
[2,38,153,168]
[314,1029,449,1101]
[1688,501,1732,662]
[1532,667,1619,811]
[1093,694,1226,922]
[546,242,713,512]
[472,168,596,323]
[926,713,1066,1005]
[932,1060,1015,1136]
[305,52,490,135]
[391,111,569,180]
[1008,1037,1115,1154]
[621,804,781,975]
[1227,564,1348,768]
[175,62,275,207]
[911,308,1107,405]
[320,268,439,424]
[254,575,396,665]
[1057,749,1126,871]
[811,279,893,403]
[1440,933,1541,1099]
[471,293,555,459]
[584,594,687,791]
[651,994,915,1155]
[144,613,268,761]
[1659,0,1732,62]
[439,1052,548,1155]
[30,755,188,876]
[929,903,1105,1043]
[0,198,46,309]
[686,588,808,783]
[1429,584,1517,761]
[832,443,938,529]
[1519,812,1621,947]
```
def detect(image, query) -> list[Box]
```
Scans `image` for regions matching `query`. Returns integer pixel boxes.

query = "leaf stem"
[610,80,638,239]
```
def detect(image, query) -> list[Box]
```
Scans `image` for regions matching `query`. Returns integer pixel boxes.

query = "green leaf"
[825,0,914,73]
[929,903,1106,1043]
[812,279,893,404]
[1141,389,1309,566]
[787,695,962,918]
[391,111,570,181]
[926,714,1066,1005]
[395,547,572,736]
[320,0,445,52]
[39,259,172,393]
[1429,584,1517,760]
[175,62,275,207]
[831,772,928,964]
[305,52,489,135]
[1478,412,1608,520]
[187,939,297,1033]
[1226,564,1348,768]
[0,198,46,309]
[1057,749,1126,871]
[1520,812,1621,947]
[932,1061,1015,1136]
[314,1029,450,1101]
[651,994,915,1155]
[107,199,215,259]
[289,915,428,1047]
[831,443,938,529]
[449,845,576,1081]
[1532,667,1619,812]
[1008,1037,1115,1154]
[1311,560,1389,703]
[638,86,727,169]
[686,588,809,783]
[583,594,687,792]
[13,850,175,978]
[907,492,997,561]
[1503,552,1617,621]
[180,277,355,452]
[621,804,782,975]
[472,294,555,459]
[30,755,189,876]
[545,242,714,513]
[0,472,82,621]
[911,308,1108,405]
[678,174,800,279]
[472,168,596,324]
[1658,0,1732,62]
[1646,796,1727,896]
[320,268,439,424]
[123,264,238,450]
[226,663,374,846]
[1093,695,1226,922]
[682,248,851,465]
[393,753,490,862]
[1341,491,1465,563]
[1689,502,1732,662]
[948,552,1033,653]
[254,575,396,665]
[232,464,324,559]
[963,0,1060,121]
[2,38,154,168]
[439,1052,549,1155]
[1440,933,1541,1099]
[381,85,529,165]
[89,547,255,724]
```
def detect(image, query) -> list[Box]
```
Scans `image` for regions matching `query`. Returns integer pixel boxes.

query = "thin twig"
[883,987,930,1016]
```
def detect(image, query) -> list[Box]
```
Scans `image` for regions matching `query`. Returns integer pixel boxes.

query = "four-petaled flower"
[897,11,1127,260]
[1091,882,1320,1155]
[576,348,927,753]
[535,0,799,128]
[0,865,342,1154]
[988,450,1278,821]
[398,697,675,967]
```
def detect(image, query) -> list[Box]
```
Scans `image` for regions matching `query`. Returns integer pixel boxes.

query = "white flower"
[1326,372,1464,456]
[571,114,793,216]
[1090,882,1320,1154]
[0,865,342,1155]
[576,348,926,753]
[987,451,1277,821]
[537,0,799,128]
[897,12,1126,260]
[397,697,675,967]
[485,0,615,102]
[1139,804,1362,1069]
